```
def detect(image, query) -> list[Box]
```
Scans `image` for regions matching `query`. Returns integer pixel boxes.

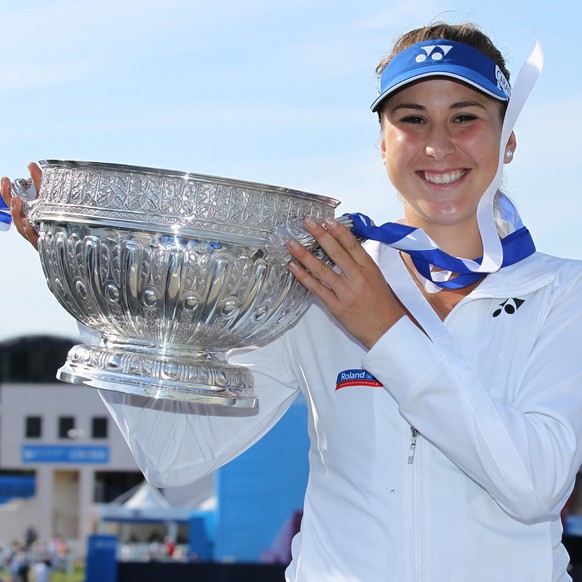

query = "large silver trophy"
[21,160,342,408]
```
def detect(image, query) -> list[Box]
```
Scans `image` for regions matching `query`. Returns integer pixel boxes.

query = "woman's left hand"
[286,217,405,349]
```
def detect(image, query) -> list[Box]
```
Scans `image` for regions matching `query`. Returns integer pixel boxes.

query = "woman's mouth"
[420,169,468,185]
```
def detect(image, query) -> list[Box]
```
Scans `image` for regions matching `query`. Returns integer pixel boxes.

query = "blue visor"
[371,39,511,112]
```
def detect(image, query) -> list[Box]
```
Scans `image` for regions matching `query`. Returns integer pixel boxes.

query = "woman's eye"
[401,115,425,124]
[454,114,477,123]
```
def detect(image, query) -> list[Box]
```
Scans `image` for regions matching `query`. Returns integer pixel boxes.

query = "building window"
[25,416,42,439]
[94,471,144,503]
[92,417,108,439]
[0,336,75,383]
[58,417,75,439]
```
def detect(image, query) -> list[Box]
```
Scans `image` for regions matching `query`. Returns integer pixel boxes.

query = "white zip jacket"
[101,246,582,581]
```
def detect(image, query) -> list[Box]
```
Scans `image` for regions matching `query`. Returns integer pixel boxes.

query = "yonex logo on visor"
[371,39,511,112]
[415,45,453,62]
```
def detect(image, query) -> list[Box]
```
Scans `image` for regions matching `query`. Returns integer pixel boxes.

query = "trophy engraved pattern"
[28,160,339,407]
[34,164,333,243]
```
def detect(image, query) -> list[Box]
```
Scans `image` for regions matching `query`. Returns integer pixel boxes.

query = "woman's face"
[380,77,515,234]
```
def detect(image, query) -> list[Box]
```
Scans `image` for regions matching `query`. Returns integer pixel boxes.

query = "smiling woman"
[379,78,512,256]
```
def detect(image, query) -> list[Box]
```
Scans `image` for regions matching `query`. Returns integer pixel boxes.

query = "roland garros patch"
[335,369,383,390]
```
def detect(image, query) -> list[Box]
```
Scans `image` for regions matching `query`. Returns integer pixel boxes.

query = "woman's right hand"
[1,162,42,249]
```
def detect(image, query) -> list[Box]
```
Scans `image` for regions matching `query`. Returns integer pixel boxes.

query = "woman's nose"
[424,127,455,160]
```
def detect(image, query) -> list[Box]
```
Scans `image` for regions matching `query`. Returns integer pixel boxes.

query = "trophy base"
[56,343,258,408]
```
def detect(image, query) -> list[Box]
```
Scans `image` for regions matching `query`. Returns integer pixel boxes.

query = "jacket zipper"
[408,426,419,464]
[408,426,422,581]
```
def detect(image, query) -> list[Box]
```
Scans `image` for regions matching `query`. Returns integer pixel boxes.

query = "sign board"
[22,445,109,464]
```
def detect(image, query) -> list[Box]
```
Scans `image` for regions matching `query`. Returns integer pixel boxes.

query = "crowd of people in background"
[0,531,73,582]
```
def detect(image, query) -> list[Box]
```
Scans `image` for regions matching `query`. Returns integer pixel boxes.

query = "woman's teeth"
[422,170,467,184]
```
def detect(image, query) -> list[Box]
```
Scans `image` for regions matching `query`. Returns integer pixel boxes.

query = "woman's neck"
[402,215,484,259]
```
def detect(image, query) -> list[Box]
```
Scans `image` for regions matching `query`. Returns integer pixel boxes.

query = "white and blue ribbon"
[0,197,11,232]
[350,212,535,289]
[352,40,544,291]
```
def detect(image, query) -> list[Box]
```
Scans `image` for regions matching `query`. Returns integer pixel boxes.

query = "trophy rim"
[39,159,341,208]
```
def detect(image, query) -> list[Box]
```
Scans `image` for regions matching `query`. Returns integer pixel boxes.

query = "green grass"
[49,565,85,582]
[0,564,85,582]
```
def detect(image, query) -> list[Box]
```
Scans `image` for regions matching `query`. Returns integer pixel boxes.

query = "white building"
[0,335,146,556]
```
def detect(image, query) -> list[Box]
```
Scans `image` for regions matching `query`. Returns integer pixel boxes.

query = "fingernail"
[304,217,317,228]
[287,239,300,250]
[324,217,337,228]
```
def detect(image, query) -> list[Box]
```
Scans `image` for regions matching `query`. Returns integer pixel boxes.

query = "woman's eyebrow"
[389,103,425,113]
[390,100,486,112]
[450,100,487,110]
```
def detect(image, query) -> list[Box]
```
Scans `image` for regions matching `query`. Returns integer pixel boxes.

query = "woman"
[4,22,582,582]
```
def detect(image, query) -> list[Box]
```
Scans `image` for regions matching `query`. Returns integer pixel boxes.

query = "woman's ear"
[504,131,517,164]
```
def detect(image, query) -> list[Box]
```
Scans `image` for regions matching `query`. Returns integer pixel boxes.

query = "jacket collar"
[471,253,555,298]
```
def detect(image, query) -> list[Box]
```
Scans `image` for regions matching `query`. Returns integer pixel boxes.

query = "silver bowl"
[24,160,340,407]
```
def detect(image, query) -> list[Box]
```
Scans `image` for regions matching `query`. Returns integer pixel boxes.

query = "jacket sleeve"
[363,268,582,524]
[99,333,300,488]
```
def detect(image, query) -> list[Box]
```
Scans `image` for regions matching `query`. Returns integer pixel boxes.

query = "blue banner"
[22,445,109,464]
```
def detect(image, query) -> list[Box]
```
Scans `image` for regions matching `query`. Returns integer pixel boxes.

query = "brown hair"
[375,23,510,121]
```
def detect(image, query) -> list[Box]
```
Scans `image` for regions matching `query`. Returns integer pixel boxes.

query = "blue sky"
[2,0,581,341]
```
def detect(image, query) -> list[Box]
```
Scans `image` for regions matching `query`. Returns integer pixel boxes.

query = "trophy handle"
[10,177,38,202]
[10,177,40,229]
